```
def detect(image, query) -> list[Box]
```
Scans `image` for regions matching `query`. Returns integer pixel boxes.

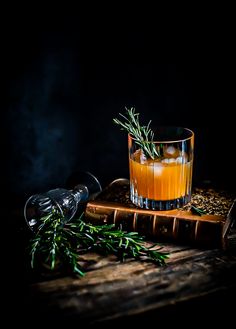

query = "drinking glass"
[24,171,102,231]
[129,126,194,210]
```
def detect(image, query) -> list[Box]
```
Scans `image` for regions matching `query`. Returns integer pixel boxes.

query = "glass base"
[130,190,191,210]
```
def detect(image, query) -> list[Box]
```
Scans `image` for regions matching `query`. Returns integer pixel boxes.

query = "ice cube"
[161,158,176,164]
[164,145,180,158]
[132,149,147,163]
[165,146,176,155]
[140,150,147,164]
[153,162,163,175]
[176,153,188,164]
[161,158,169,164]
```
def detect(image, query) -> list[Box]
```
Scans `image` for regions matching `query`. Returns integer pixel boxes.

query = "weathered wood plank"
[28,243,236,325]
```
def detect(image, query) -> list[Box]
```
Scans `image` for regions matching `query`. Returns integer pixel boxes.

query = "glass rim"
[128,126,194,143]
[24,193,65,231]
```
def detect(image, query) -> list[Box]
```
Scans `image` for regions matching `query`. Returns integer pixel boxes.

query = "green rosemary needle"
[190,205,207,216]
[113,107,159,160]
[29,212,169,276]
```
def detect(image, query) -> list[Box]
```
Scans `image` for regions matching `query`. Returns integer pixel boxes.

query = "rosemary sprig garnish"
[190,205,207,216]
[113,107,159,160]
[29,211,169,276]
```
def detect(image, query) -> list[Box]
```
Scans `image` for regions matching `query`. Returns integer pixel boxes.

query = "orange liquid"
[129,157,192,201]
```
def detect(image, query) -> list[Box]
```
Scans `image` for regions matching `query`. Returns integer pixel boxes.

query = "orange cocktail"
[129,127,194,210]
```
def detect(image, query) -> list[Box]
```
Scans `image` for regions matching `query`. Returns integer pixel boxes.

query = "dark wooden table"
[7,190,236,327]
[22,242,236,326]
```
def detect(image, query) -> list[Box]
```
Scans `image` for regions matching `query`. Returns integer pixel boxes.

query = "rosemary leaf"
[190,205,206,216]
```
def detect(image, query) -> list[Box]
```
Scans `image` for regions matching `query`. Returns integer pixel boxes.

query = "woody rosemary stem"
[29,212,169,276]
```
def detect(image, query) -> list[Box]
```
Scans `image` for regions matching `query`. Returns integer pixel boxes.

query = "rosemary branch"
[113,107,159,160]
[29,211,169,276]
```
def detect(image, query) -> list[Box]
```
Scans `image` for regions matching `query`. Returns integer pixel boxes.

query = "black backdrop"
[4,12,235,205]
[2,8,235,327]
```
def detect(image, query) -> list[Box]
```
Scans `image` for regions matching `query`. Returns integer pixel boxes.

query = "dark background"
[2,8,235,327]
[4,13,235,205]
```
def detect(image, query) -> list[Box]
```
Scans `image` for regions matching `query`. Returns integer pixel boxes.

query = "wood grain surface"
[28,242,236,326]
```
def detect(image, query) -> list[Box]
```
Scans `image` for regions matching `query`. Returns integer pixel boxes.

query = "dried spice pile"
[183,188,235,216]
